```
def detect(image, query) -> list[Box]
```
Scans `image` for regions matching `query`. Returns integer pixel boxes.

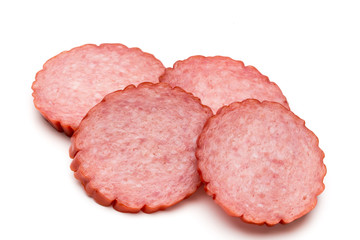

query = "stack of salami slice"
[32,43,326,226]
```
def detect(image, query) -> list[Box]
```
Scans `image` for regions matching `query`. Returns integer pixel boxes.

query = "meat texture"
[160,56,289,113]
[32,44,165,136]
[70,82,213,213]
[197,99,326,225]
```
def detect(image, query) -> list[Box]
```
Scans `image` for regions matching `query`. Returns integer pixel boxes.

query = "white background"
[1,0,359,239]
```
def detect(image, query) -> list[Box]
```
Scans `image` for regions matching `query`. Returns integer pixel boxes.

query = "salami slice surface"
[160,56,289,113]
[197,100,326,225]
[70,82,213,213]
[32,44,165,136]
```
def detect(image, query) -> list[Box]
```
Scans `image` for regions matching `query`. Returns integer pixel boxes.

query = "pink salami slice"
[32,44,165,136]
[160,56,289,113]
[70,82,213,213]
[197,100,326,225]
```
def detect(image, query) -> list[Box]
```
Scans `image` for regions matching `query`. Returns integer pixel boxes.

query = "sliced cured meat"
[160,56,289,113]
[197,100,326,225]
[32,44,165,136]
[70,82,213,213]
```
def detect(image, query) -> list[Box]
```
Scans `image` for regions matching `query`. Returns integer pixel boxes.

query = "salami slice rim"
[70,82,213,213]
[196,99,326,226]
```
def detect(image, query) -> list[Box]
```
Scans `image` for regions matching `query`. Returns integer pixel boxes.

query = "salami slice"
[197,100,326,225]
[70,82,213,213]
[32,44,165,136]
[160,56,289,113]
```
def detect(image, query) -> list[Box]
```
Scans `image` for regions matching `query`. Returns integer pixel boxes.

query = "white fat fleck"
[94,92,103,100]
[69,81,81,90]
